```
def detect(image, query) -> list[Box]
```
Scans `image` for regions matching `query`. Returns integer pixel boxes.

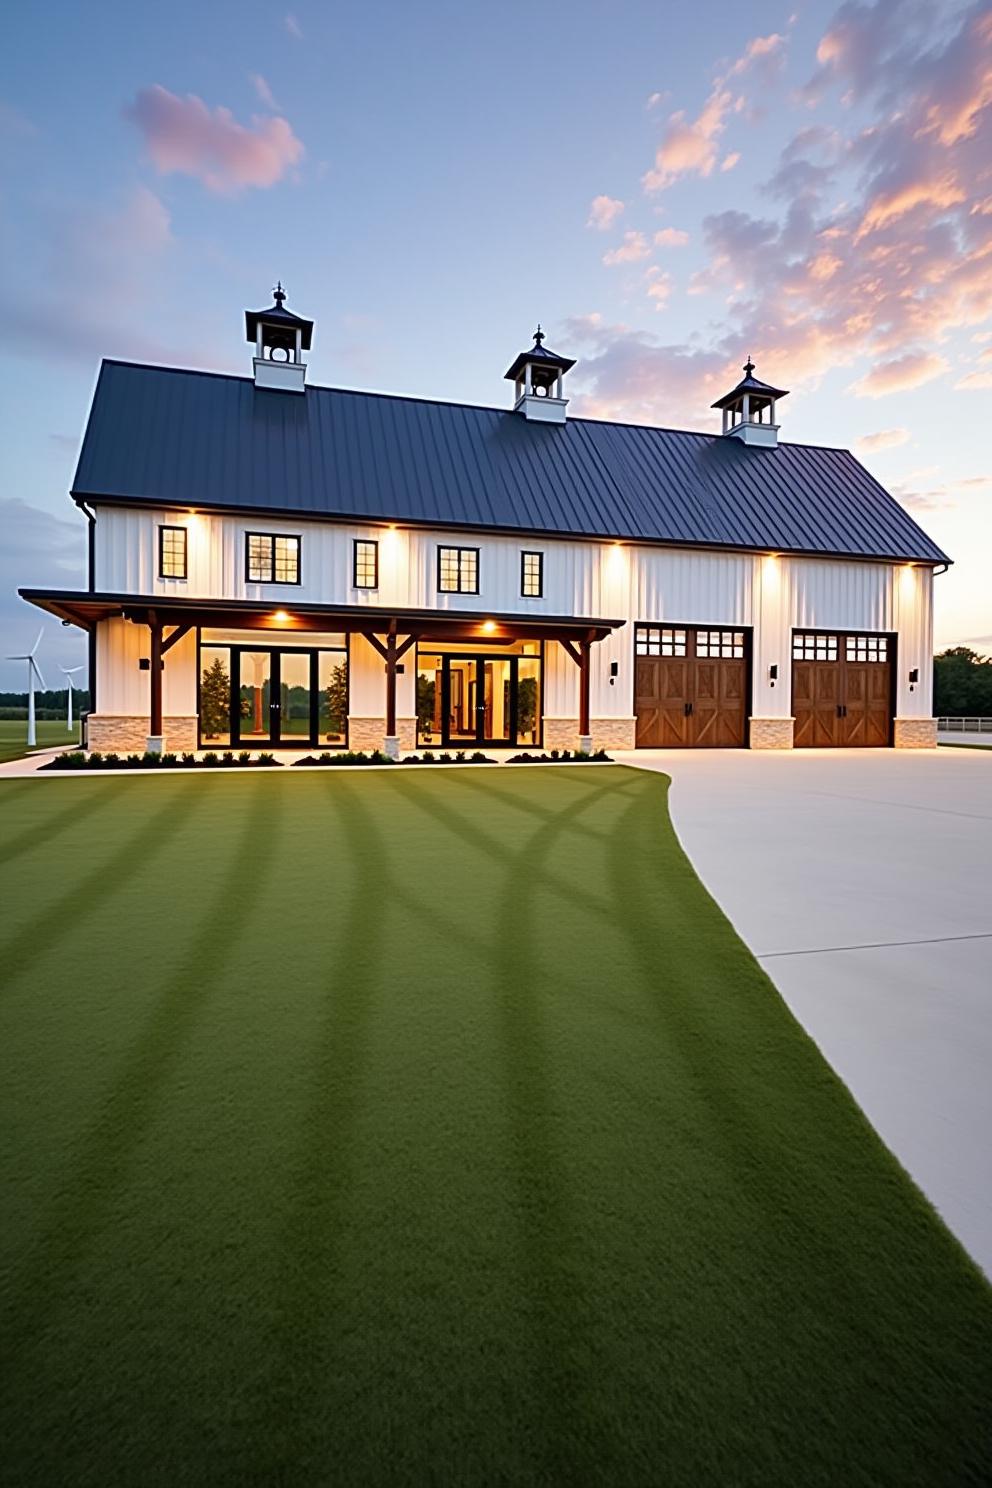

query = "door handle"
[837,704,842,718]
[684,702,693,717]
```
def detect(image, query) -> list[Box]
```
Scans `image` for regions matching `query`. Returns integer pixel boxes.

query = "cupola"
[245,282,314,393]
[504,326,575,424]
[711,358,788,447]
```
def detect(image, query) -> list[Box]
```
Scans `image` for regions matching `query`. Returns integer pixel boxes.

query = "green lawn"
[1,768,989,1486]
[0,717,80,763]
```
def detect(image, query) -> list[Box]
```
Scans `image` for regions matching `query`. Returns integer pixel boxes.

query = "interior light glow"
[482,620,496,633]
[273,610,290,622]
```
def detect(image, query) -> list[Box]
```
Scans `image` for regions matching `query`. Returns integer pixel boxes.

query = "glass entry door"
[441,655,516,747]
[233,648,315,748]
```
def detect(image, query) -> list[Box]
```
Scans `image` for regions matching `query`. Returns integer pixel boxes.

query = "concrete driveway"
[617,747,992,1276]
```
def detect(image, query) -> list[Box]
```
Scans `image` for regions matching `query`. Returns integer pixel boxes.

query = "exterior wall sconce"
[909,667,919,690]
[769,663,778,686]
[609,660,619,686]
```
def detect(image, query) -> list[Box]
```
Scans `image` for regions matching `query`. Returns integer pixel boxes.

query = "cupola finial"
[534,324,545,347]
[273,280,286,307]
[743,354,755,377]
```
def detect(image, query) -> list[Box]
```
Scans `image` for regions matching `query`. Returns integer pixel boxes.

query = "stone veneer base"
[86,715,198,753]
[542,717,580,751]
[590,717,637,752]
[749,717,795,750]
[347,716,416,753]
[893,717,938,749]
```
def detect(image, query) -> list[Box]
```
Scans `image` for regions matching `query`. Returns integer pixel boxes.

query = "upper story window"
[246,532,300,585]
[159,525,188,580]
[521,550,543,598]
[353,538,379,589]
[438,545,479,594]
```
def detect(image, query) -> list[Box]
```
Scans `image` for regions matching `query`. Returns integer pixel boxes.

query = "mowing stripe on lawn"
[0,768,989,1487]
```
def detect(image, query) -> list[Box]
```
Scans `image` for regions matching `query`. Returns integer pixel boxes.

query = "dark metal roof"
[71,359,950,565]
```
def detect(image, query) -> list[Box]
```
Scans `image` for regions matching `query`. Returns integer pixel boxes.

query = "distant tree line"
[933,648,992,716]
[0,688,91,720]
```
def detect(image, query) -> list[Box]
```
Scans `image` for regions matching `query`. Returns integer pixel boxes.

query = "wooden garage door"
[792,632,892,747]
[634,626,748,748]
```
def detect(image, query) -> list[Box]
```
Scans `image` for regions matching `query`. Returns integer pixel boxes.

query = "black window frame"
[520,549,544,598]
[437,544,480,595]
[245,531,302,586]
[353,538,379,590]
[158,524,188,581]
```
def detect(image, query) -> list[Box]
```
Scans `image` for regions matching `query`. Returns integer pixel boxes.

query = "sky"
[2,0,991,688]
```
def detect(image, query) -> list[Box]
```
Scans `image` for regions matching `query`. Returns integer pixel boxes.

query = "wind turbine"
[60,664,84,734]
[6,629,46,748]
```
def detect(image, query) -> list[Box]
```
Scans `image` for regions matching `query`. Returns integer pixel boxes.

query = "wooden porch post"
[149,615,163,748]
[385,623,398,739]
[579,638,591,742]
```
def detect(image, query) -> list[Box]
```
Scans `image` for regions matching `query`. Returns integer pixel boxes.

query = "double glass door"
[231,648,345,748]
[440,654,540,748]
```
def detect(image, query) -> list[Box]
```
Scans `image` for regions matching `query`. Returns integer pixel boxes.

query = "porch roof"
[18,589,624,645]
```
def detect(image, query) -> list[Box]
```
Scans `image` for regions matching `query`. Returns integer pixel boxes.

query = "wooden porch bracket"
[359,624,421,738]
[161,623,193,656]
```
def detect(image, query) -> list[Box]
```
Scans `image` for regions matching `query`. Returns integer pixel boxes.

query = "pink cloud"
[654,227,689,247]
[955,369,992,390]
[720,151,741,172]
[125,85,304,194]
[643,33,785,192]
[855,428,911,454]
[645,267,672,308]
[602,230,651,266]
[849,352,949,398]
[587,195,624,231]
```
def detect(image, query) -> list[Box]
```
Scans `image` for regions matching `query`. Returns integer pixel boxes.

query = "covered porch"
[19,591,626,756]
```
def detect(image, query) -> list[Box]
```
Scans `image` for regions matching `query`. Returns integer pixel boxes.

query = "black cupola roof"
[504,325,576,383]
[245,282,314,351]
[711,357,788,410]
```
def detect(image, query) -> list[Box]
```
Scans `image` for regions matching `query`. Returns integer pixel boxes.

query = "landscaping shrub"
[401,751,496,765]
[42,749,284,771]
[507,749,612,764]
[292,750,394,767]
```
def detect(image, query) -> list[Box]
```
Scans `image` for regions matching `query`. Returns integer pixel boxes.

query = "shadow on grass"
[4,777,279,1362]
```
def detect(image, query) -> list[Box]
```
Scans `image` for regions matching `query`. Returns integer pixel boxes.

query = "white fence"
[937,717,992,733]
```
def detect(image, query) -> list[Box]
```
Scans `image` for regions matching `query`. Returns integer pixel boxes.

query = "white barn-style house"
[22,288,949,756]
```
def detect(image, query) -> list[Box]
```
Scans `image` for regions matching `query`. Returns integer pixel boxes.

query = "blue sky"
[2,0,990,686]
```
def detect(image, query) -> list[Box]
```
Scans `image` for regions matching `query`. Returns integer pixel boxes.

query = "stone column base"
[383,736,400,761]
[893,717,938,749]
[542,717,579,751]
[590,717,636,751]
[146,735,164,755]
[87,715,197,753]
[749,717,794,750]
[348,716,386,752]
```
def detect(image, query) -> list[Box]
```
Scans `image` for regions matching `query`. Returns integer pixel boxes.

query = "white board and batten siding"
[93,504,935,723]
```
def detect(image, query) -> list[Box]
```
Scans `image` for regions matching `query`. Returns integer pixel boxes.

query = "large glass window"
[437,546,479,594]
[416,651,443,746]
[246,532,301,584]
[517,656,541,746]
[353,539,378,589]
[199,645,232,747]
[319,653,348,744]
[159,525,188,579]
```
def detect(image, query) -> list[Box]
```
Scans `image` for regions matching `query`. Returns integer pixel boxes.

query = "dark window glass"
[246,533,300,584]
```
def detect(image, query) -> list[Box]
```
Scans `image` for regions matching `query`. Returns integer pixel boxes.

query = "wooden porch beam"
[558,638,582,667]
[579,638,591,736]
